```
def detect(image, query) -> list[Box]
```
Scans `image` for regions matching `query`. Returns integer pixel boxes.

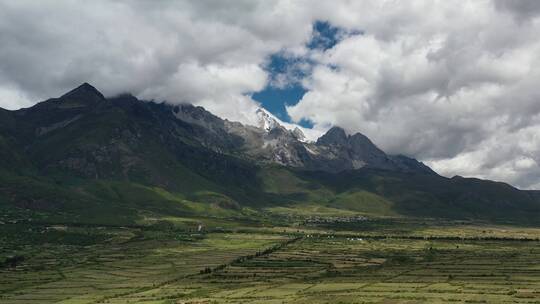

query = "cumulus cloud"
[0,0,539,189]
[286,0,540,189]
[0,0,312,122]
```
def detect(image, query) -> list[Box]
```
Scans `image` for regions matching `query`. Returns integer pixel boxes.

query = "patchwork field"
[0,227,287,304]
[198,237,540,303]
[1,219,539,303]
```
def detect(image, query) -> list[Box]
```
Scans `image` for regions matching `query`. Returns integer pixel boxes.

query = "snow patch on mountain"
[254,108,321,142]
[255,108,281,131]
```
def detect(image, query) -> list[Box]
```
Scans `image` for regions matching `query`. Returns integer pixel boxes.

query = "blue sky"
[251,21,345,128]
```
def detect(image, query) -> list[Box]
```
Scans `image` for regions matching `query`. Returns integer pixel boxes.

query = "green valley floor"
[1,217,540,304]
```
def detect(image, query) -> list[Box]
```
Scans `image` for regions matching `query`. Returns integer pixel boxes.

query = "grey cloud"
[494,0,540,20]
[1,0,540,189]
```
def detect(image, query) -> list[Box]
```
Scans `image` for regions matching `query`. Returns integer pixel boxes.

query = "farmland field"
[1,218,540,303]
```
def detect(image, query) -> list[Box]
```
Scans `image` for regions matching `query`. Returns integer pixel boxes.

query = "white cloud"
[0,0,313,122]
[286,0,540,189]
[0,84,34,110]
[0,0,539,188]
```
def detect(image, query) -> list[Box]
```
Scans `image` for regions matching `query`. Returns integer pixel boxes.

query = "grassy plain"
[1,214,540,303]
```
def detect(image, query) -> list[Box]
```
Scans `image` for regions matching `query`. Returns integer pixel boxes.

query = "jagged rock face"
[229,122,434,174]
[317,126,348,146]
[307,127,388,171]
[291,127,306,141]
[255,108,280,131]
[2,83,436,177]
[256,126,309,167]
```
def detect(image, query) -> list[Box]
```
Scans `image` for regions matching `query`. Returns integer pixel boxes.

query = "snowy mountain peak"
[292,127,306,141]
[255,108,281,131]
[254,108,310,143]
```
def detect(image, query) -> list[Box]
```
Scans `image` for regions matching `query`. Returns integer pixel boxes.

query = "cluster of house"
[304,234,363,242]
[304,215,368,225]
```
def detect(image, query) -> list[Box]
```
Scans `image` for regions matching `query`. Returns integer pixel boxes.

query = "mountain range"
[0,83,539,225]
